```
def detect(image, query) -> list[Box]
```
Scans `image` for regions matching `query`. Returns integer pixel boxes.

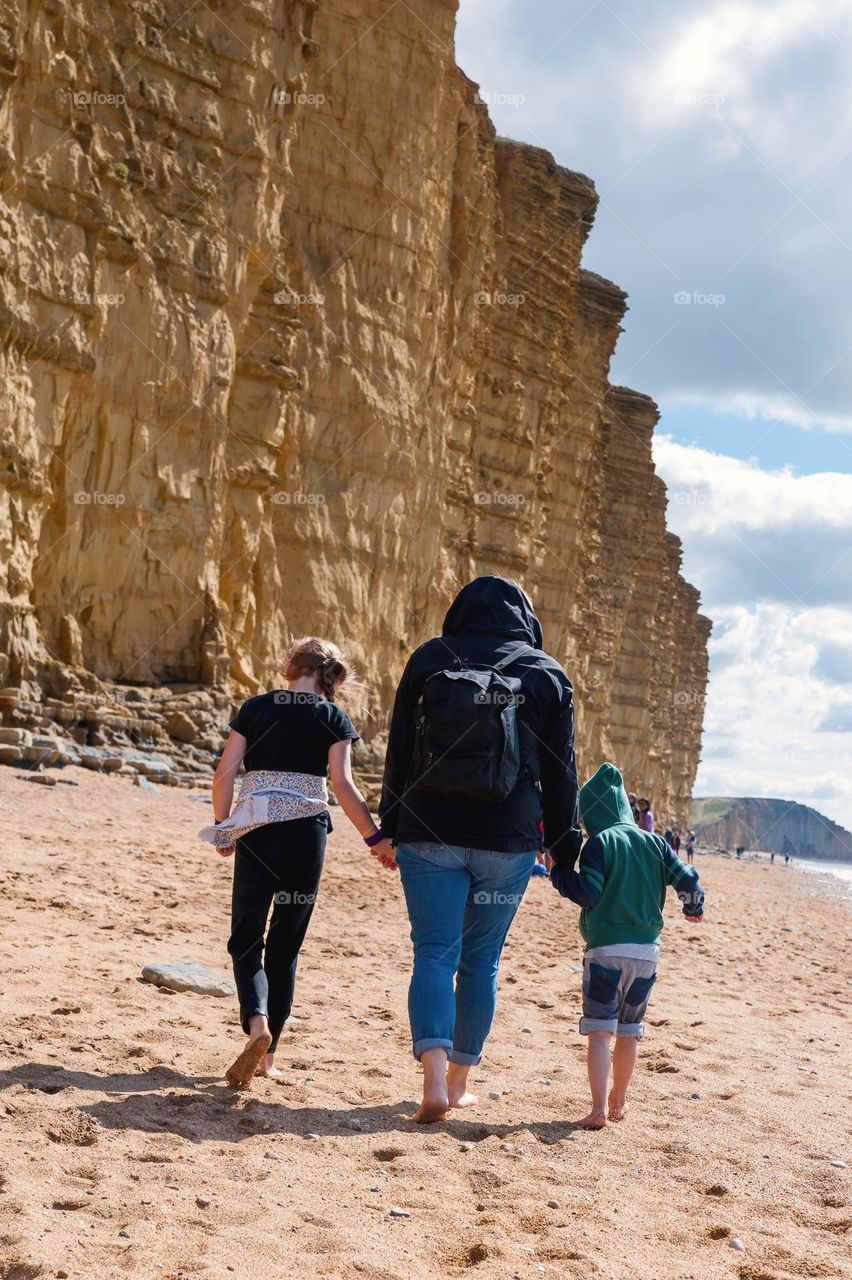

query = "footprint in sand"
[46,1109,98,1147]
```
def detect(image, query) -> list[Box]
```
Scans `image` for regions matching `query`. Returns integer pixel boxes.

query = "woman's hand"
[216,843,235,858]
[370,838,398,871]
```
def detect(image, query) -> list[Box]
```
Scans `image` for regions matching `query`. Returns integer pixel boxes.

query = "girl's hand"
[216,843,235,858]
[370,838,398,871]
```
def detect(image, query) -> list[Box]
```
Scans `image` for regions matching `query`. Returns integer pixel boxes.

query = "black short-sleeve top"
[228,690,359,775]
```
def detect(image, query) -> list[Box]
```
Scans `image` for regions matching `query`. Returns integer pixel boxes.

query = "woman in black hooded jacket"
[379,576,581,1121]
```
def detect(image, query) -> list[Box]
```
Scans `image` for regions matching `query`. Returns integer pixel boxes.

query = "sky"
[455,0,852,832]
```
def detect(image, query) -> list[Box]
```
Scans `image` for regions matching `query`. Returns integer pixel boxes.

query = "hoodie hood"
[579,762,635,836]
[442,576,543,647]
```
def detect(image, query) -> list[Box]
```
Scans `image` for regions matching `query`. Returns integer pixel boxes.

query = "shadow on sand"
[0,1060,581,1145]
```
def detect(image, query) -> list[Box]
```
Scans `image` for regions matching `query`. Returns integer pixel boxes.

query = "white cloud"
[456,0,852,431]
[654,437,852,829]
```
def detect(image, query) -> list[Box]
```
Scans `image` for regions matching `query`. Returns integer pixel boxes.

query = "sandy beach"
[1,766,850,1280]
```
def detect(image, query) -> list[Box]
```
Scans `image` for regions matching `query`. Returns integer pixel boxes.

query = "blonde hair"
[280,636,354,702]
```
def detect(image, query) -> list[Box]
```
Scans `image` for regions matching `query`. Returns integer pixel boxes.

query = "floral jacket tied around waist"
[198,770,329,848]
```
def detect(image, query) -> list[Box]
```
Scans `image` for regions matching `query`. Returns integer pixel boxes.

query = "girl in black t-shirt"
[210,636,396,1088]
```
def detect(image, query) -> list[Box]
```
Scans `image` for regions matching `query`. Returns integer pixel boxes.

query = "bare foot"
[412,1092,449,1124]
[255,1052,283,1079]
[576,1109,607,1130]
[225,1030,272,1088]
[448,1090,478,1109]
[608,1092,629,1121]
[446,1063,476,1109]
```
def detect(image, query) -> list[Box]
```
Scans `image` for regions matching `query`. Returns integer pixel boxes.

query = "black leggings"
[227,816,326,1052]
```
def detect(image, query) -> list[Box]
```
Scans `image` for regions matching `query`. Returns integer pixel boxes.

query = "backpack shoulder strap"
[492,642,535,672]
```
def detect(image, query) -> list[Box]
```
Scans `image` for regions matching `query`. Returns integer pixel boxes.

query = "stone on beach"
[141,962,236,998]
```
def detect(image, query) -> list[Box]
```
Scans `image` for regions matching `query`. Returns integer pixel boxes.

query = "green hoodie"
[551,762,704,948]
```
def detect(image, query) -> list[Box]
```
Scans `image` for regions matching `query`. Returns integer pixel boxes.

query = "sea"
[794,858,852,887]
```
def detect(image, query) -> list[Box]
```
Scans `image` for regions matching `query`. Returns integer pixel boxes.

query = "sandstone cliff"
[0,0,710,826]
[691,798,852,862]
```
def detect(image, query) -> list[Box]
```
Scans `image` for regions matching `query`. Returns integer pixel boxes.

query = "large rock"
[141,963,235,999]
[0,0,710,828]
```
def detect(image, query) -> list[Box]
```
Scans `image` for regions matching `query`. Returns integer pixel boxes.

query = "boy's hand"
[216,843,235,858]
[544,850,555,872]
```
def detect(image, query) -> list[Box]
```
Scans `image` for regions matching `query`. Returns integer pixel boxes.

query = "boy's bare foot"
[225,1030,272,1088]
[576,1108,607,1130]
[412,1091,449,1124]
[608,1092,629,1121]
[255,1052,283,1079]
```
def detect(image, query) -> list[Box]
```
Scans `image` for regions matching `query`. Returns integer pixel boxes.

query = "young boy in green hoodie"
[548,762,705,1129]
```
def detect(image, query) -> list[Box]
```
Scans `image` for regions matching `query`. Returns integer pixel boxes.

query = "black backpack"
[410,643,536,802]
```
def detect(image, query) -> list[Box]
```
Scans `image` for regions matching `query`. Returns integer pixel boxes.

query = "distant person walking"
[379,576,582,1123]
[685,830,696,864]
[671,829,682,857]
[203,638,395,1088]
[637,797,654,832]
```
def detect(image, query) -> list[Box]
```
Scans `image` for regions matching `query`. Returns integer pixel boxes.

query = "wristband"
[363,828,386,847]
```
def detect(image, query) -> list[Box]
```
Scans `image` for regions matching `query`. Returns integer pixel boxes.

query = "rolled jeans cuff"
[412,1036,453,1061]
[616,1021,645,1039]
[448,1048,481,1066]
[579,1016,617,1036]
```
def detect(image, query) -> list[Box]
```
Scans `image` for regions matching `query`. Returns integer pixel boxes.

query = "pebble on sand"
[389,1206,410,1217]
[488,1091,501,1100]
[729,1239,745,1251]
[305,1133,322,1140]
[830,1159,847,1168]
[196,1196,211,1208]
[547,1199,560,1209]
[140,962,236,998]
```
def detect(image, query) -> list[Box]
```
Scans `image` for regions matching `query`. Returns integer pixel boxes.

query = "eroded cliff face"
[0,0,710,825]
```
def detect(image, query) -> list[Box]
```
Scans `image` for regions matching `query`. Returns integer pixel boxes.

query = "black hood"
[442,576,544,648]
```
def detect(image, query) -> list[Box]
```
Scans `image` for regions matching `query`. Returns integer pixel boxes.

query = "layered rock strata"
[0,0,710,825]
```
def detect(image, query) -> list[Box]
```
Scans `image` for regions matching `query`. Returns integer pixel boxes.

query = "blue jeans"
[396,842,536,1065]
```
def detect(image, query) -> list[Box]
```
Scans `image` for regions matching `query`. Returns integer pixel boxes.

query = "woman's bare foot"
[255,1052,283,1079]
[414,1046,449,1123]
[226,1016,272,1088]
[576,1108,607,1130]
[608,1091,629,1121]
[413,1092,449,1124]
[446,1062,478,1109]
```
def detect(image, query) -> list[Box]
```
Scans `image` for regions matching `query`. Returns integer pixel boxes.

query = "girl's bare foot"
[576,1108,607,1130]
[226,1016,272,1088]
[255,1052,283,1079]
[608,1092,629,1121]
[449,1091,478,1109]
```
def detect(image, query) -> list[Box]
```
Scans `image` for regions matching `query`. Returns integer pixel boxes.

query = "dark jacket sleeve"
[660,838,705,916]
[551,834,605,906]
[538,684,582,867]
[378,656,418,841]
